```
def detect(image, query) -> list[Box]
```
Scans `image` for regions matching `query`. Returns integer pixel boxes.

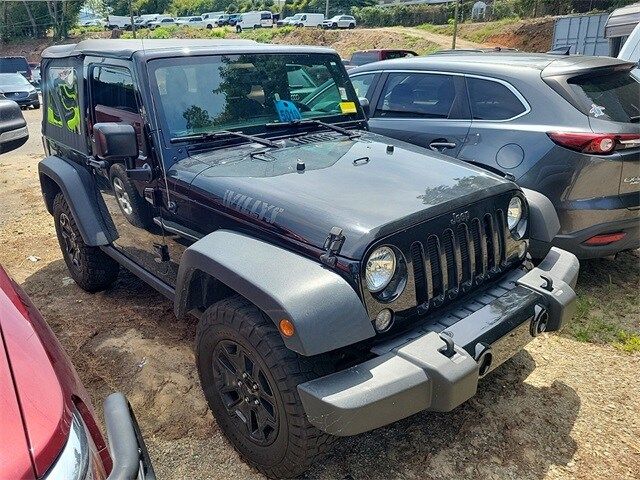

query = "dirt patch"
[1,110,639,480]
[483,18,555,52]
[263,27,452,56]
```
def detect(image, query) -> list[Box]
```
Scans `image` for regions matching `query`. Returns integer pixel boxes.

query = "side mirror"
[358,97,370,119]
[0,99,29,155]
[92,123,138,160]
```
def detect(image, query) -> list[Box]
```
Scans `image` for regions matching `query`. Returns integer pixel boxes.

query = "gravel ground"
[0,108,638,479]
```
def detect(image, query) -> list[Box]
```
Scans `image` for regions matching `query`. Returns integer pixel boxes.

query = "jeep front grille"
[410,211,507,307]
[360,191,527,321]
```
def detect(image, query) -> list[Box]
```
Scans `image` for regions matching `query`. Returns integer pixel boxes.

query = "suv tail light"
[584,232,626,246]
[547,132,640,154]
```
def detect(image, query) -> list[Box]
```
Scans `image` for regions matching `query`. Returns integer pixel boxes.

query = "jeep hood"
[183,133,514,259]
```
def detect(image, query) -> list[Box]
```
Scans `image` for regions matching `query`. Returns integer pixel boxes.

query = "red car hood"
[0,268,71,478]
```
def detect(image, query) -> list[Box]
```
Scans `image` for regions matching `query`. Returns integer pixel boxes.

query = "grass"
[417,17,521,44]
[564,252,640,354]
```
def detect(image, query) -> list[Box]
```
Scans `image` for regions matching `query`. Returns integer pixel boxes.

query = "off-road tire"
[109,163,153,228]
[196,295,336,478]
[53,193,119,292]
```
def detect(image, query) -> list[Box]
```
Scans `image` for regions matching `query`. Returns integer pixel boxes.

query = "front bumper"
[298,247,578,436]
[104,393,155,480]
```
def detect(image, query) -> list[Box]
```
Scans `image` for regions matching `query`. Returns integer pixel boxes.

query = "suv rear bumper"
[298,247,578,436]
[554,215,640,259]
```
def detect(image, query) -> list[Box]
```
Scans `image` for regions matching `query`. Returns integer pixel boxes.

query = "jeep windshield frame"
[146,52,365,146]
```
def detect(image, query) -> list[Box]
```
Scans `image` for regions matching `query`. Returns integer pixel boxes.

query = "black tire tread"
[53,193,119,292]
[196,295,336,478]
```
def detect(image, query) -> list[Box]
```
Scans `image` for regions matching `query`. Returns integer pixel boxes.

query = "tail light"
[547,132,640,155]
[583,232,626,246]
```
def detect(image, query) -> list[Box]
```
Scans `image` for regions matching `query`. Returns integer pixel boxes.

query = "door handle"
[429,141,457,151]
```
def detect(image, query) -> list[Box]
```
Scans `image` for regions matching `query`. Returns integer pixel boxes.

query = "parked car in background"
[0,56,32,82]
[0,73,39,109]
[202,11,225,21]
[344,49,418,68]
[28,62,41,89]
[0,96,28,153]
[80,18,105,27]
[204,13,230,28]
[0,263,155,480]
[227,13,242,26]
[277,15,293,26]
[236,11,274,31]
[349,53,640,259]
[130,14,162,29]
[177,16,205,28]
[618,22,640,78]
[105,15,132,29]
[148,17,176,29]
[289,13,325,27]
[322,15,356,29]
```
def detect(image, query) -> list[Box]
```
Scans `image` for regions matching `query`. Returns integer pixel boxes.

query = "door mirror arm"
[358,97,370,119]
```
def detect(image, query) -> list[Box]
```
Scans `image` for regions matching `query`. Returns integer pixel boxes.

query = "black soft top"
[41,39,337,60]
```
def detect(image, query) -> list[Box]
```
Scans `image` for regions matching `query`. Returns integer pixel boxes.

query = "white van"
[289,13,324,28]
[105,15,131,29]
[236,11,273,31]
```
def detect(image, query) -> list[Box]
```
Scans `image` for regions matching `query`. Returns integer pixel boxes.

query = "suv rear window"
[568,72,640,123]
[0,57,29,74]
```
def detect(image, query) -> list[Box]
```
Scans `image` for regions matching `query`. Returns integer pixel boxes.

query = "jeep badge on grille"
[450,211,470,225]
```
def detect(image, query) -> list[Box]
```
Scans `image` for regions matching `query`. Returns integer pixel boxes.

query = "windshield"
[149,53,364,140]
[0,73,30,88]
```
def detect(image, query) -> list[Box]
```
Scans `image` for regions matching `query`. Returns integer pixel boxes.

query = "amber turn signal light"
[279,319,295,337]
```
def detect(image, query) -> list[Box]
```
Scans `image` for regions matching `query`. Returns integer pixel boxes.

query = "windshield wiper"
[629,115,640,123]
[265,119,360,139]
[171,130,280,148]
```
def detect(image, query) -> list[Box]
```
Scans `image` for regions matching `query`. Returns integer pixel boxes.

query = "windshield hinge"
[320,227,345,267]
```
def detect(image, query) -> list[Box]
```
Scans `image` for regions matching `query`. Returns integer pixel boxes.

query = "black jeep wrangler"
[38,39,579,478]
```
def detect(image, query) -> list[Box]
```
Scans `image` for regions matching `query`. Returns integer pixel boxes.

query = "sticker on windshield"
[274,99,302,122]
[589,103,606,117]
[340,101,357,114]
[338,87,348,101]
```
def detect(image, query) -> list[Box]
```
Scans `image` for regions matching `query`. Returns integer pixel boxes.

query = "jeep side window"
[46,67,81,134]
[90,66,146,153]
[466,77,527,120]
[376,72,464,119]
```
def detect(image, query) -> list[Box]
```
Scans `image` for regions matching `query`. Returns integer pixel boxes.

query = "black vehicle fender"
[38,155,117,246]
[522,188,560,259]
[175,230,376,356]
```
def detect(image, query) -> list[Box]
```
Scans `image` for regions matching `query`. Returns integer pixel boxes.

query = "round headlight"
[365,246,396,293]
[507,196,523,230]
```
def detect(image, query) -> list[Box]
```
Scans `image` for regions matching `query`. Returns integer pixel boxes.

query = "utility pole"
[130,0,136,38]
[2,0,8,43]
[451,0,460,49]
[325,0,329,18]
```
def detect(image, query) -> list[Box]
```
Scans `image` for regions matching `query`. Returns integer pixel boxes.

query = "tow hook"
[474,343,493,378]
[530,305,549,337]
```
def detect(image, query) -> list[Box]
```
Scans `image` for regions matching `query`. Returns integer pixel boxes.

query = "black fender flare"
[522,188,560,259]
[175,230,375,356]
[38,155,117,246]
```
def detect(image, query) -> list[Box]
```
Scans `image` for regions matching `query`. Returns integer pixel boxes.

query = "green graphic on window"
[47,67,80,133]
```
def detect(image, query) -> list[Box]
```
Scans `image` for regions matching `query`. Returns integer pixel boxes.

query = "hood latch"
[320,227,345,267]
